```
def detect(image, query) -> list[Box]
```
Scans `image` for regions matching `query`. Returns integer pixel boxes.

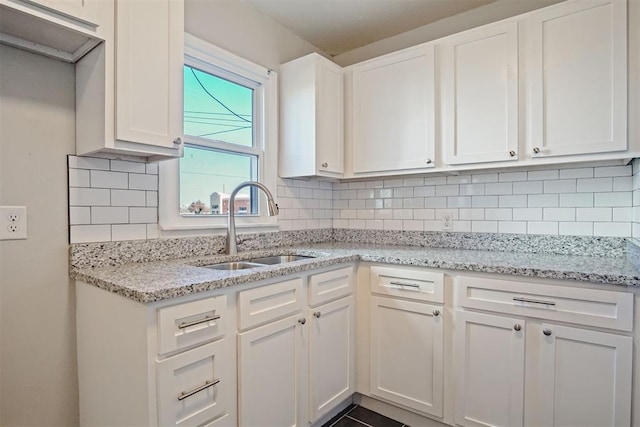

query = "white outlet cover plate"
[0,206,27,240]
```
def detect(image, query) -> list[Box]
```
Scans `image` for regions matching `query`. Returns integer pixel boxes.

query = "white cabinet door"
[351,45,436,174]
[526,0,626,158]
[370,296,443,417]
[238,314,308,427]
[532,323,632,427]
[455,310,525,427]
[442,21,519,165]
[316,58,344,175]
[115,0,183,149]
[279,53,343,178]
[308,296,354,422]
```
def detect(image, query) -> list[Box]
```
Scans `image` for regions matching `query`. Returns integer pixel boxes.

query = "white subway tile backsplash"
[384,178,404,187]
[129,207,157,224]
[414,209,436,220]
[375,188,393,198]
[485,182,512,195]
[471,173,498,183]
[425,197,447,208]
[559,193,593,207]
[374,209,393,220]
[594,192,632,207]
[435,209,459,220]
[452,220,472,232]
[365,180,384,188]
[594,222,631,237]
[459,183,485,196]
[613,176,633,192]
[145,163,159,174]
[577,177,613,193]
[543,179,576,194]
[129,173,158,191]
[447,196,471,208]
[365,199,383,209]
[110,160,146,173]
[414,186,436,197]
[403,220,424,231]
[499,171,527,182]
[528,221,558,235]
[348,181,366,189]
[403,198,424,209]
[111,224,147,241]
[472,196,499,208]
[69,169,90,187]
[69,207,91,225]
[559,222,593,236]
[393,209,413,220]
[594,165,631,177]
[528,169,558,181]
[446,175,472,184]
[513,181,543,194]
[91,170,128,189]
[527,194,558,208]
[69,188,110,206]
[499,221,527,234]
[394,187,414,198]
[357,189,375,199]
[68,156,109,170]
[356,209,375,220]
[383,198,403,209]
[459,208,484,220]
[472,221,498,233]
[543,208,575,222]
[576,207,612,222]
[424,176,447,185]
[111,189,146,207]
[91,207,128,224]
[365,219,384,230]
[613,207,632,222]
[383,220,403,230]
[70,224,111,243]
[436,185,459,197]
[349,199,366,209]
[403,177,424,186]
[499,195,528,208]
[513,208,543,221]
[485,208,512,221]
[559,167,593,179]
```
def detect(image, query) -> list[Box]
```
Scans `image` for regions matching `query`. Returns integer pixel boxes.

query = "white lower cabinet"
[454,275,633,427]
[237,265,355,426]
[238,314,308,427]
[370,296,444,417]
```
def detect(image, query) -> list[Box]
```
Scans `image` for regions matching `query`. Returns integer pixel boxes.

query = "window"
[159,34,278,231]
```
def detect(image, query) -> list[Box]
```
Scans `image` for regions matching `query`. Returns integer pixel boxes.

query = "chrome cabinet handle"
[178,378,220,401]
[513,297,556,306]
[173,137,182,146]
[178,314,221,329]
[298,318,306,325]
[509,150,516,157]
[533,147,541,154]
[514,324,522,332]
[433,309,440,317]
[321,162,328,168]
[389,281,420,289]
[313,312,321,318]
[543,328,552,336]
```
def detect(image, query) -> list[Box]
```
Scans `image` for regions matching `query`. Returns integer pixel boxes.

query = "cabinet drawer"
[238,277,304,330]
[157,340,231,426]
[309,265,354,306]
[370,266,444,303]
[457,276,633,331]
[158,296,226,355]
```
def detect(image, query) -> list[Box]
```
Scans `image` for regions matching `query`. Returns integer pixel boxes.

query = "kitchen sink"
[201,254,316,271]
[202,261,266,271]
[249,255,316,265]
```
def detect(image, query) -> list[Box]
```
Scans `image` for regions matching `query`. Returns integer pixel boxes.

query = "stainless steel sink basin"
[203,261,266,271]
[249,255,316,265]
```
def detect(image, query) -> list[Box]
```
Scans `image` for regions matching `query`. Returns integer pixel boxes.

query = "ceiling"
[242,0,502,56]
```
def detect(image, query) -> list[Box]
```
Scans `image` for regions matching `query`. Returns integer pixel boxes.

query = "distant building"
[210,192,251,215]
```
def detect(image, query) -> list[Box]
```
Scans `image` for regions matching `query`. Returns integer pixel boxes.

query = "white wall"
[0,45,78,426]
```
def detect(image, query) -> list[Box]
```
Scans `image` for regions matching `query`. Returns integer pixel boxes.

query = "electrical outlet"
[0,206,27,240]
[440,209,455,230]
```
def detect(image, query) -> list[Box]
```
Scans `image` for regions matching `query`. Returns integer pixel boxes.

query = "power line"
[198,125,252,138]
[189,67,252,124]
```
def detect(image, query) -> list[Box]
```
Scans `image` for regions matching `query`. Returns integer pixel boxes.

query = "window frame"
[159,33,278,232]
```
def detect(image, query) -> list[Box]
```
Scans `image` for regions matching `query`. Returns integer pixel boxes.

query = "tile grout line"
[345,415,373,427]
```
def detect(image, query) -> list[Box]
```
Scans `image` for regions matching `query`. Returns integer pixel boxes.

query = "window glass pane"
[183,65,253,147]
[180,145,257,215]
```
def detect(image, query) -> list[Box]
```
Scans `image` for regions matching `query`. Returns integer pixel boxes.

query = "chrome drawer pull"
[178,314,221,329]
[389,281,421,289]
[178,378,220,401]
[513,297,556,306]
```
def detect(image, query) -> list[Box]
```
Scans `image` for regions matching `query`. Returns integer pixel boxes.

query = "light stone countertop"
[70,242,640,303]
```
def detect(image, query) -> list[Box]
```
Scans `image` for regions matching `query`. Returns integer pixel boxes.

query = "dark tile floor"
[322,405,408,427]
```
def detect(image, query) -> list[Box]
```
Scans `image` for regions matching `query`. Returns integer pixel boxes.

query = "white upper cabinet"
[525,0,627,159]
[348,44,436,175]
[0,0,106,62]
[441,21,519,165]
[279,53,344,178]
[76,0,184,161]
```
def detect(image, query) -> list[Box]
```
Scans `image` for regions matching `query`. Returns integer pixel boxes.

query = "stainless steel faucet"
[225,181,279,255]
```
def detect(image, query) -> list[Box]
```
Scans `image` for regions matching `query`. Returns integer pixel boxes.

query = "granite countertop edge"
[70,244,640,303]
